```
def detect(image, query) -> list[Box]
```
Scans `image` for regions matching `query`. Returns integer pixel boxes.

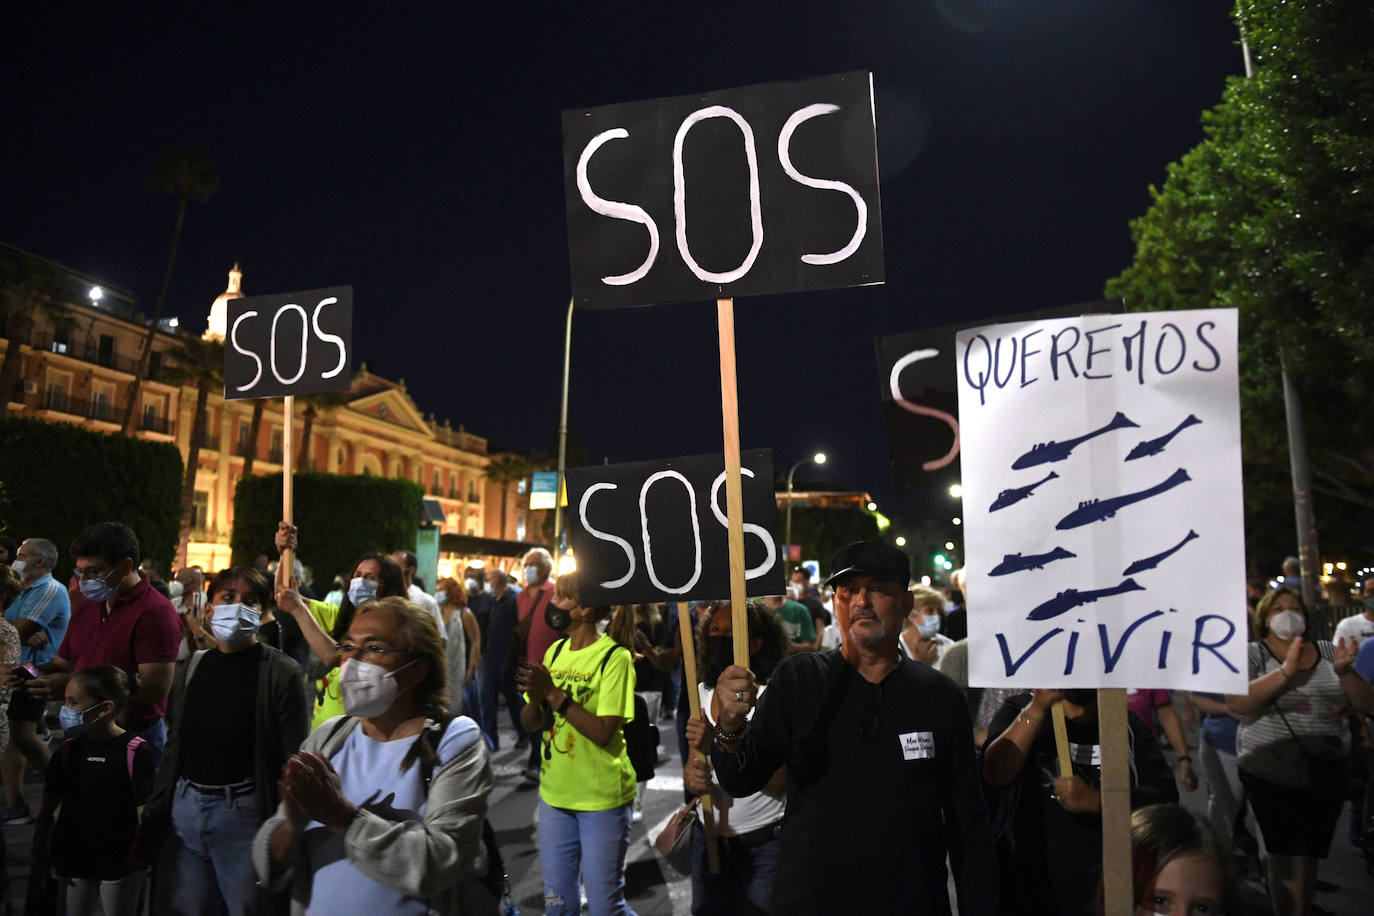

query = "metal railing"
[140,413,173,435]
[41,389,124,424]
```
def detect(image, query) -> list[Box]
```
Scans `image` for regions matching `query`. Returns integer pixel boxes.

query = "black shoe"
[515,734,529,750]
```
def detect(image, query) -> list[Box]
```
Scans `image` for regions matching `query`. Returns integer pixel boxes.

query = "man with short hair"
[1,537,71,823]
[707,540,996,913]
[764,593,817,653]
[1279,555,1302,591]
[515,548,557,783]
[392,549,447,639]
[12,523,180,764]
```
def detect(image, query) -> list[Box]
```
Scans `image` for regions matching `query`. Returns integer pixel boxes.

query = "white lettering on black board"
[223,286,354,401]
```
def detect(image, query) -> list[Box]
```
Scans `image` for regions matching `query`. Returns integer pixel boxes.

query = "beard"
[847,616,892,650]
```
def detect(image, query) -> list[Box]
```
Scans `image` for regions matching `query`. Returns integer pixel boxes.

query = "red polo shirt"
[57,575,182,729]
[517,579,558,665]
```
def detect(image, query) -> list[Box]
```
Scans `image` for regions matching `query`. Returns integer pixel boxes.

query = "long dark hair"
[333,553,406,641]
[695,600,787,687]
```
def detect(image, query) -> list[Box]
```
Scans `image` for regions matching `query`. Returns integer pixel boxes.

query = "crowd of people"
[0,523,1372,914]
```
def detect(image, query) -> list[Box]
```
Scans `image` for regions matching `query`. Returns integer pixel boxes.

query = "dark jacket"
[147,643,308,825]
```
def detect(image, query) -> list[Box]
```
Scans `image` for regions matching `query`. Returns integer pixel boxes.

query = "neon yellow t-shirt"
[531,634,637,811]
[307,599,344,731]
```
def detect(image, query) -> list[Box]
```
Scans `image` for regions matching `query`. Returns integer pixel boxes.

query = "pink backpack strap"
[125,736,145,779]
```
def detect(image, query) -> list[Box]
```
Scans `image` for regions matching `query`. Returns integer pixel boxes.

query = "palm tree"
[122,146,220,436]
[297,390,352,472]
[484,453,535,540]
[165,334,225,565]
[240,398,266,474]
[0,247,78,419]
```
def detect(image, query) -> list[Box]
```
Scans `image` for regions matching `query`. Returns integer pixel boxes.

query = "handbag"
[652,796,700,875]
[1260,642,1358,801]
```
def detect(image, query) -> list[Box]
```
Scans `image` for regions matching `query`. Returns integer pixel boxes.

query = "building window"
[97,335,115,367]
[269,429,282,463]
[517,477,527,495]
[50,327,69,355]
[92,389,111,422]
[190,491,210,532]
[516,514,526,541]
[433,470,441,495]
[142,404,159,430]
[468,480,479,502]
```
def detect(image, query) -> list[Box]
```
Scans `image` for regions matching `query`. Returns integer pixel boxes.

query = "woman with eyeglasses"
[253,596,492,915]
[273,521,408,730]
[143,566,308,915]
[682,600,787,915]
[516,573,639,916]
[1225,587,1374,916]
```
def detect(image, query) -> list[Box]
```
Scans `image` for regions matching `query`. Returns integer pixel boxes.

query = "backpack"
[548,638,659,781]
[59,734,145,779]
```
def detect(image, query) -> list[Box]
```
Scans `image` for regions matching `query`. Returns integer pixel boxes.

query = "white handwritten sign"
[956,309,1246,691]
[224,286,352,400]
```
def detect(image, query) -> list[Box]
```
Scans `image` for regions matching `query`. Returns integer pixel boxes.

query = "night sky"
[4,1,1243,520]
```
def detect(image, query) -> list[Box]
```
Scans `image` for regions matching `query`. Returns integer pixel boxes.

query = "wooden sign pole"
[716,298,750,668]
[278,395,295,592]
[1051,700,1073,778]
[1098,687,1132,914]
[678,606,721,874]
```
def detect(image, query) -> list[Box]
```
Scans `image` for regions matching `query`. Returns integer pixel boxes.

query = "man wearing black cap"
[705,540,996,914]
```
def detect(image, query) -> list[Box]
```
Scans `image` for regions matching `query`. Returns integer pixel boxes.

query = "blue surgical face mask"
[209,603,261,650]
[524,565,540,586]
[348,576,378,607]
[79,573,118,603]
[434,589,449,605]
[917,614,941,638]
[59,702,101,735]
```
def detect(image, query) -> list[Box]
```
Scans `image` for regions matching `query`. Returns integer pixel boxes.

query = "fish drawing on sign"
[1125,414,1203,461]
[989,471,1060,512]
[1122,529,1200,576]
[1011,411,1140,470]
[1056,468,1192,530]
[989,546,1077,577]
[1026,578,1146,621]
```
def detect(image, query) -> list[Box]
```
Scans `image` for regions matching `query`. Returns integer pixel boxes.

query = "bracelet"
[1279,667,1292,680]
[556,693,573,716]
[713,719,750,746]
[1017,712,1042,729]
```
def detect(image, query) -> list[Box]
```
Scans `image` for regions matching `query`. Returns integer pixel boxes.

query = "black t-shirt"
[800,595,830,630]
[482,591,519,662]
[180,644,262,785]
[46,730,156,880]
[712,649,998,914]
[982,694,1178,915]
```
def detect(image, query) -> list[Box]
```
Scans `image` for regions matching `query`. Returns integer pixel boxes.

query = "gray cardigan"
[251,715,493,916]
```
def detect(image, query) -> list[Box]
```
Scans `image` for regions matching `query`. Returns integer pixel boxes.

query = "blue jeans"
[160,779,258,915]
[539,800,637,916]
[689,820,777,915]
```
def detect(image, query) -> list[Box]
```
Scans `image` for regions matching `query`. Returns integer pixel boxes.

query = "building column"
[326,431,342,474]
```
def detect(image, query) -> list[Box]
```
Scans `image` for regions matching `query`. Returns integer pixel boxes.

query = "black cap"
[824,541,910,588]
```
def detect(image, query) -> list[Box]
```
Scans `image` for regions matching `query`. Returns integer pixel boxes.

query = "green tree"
[0,247,79,419]
[484,452,536,539]
[164,335,225,565]
[122,146,220,437]
[1106,0,1374,555]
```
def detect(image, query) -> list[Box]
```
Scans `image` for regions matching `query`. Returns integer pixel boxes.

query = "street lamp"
[895,536,907,547]
[948,483,963,498]
[784,452,827,565]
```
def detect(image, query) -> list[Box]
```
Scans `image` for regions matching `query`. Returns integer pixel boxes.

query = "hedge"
[231,472,424,588]
[0,416,183,579]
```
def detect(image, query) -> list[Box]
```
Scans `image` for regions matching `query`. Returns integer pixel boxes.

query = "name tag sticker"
[900,731,936,761]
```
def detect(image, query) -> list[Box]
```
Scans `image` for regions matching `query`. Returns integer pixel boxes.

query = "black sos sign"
[566,449,784,606]
[562,71,884,310]
[224,286,353,400]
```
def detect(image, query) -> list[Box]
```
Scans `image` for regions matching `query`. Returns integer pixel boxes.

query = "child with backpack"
[34,665,155,916]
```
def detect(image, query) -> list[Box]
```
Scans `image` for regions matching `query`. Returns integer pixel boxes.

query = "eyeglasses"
[338,643,413,663]
[71,564,113,581]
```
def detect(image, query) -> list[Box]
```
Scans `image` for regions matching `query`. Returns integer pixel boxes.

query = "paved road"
[5,702,1372,913]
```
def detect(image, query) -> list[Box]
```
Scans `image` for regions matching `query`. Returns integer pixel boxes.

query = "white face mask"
[524,565,540,585]
[348,576,379,607]
[788,583,806,600]
[434,589,448,605]
[209,603,261,650]
[917,614,941,638]
[1269,609,1306,640]
[10,560,27,578]
[168,579,185,600]
[339,657,417,718]
[465,578,480,594]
